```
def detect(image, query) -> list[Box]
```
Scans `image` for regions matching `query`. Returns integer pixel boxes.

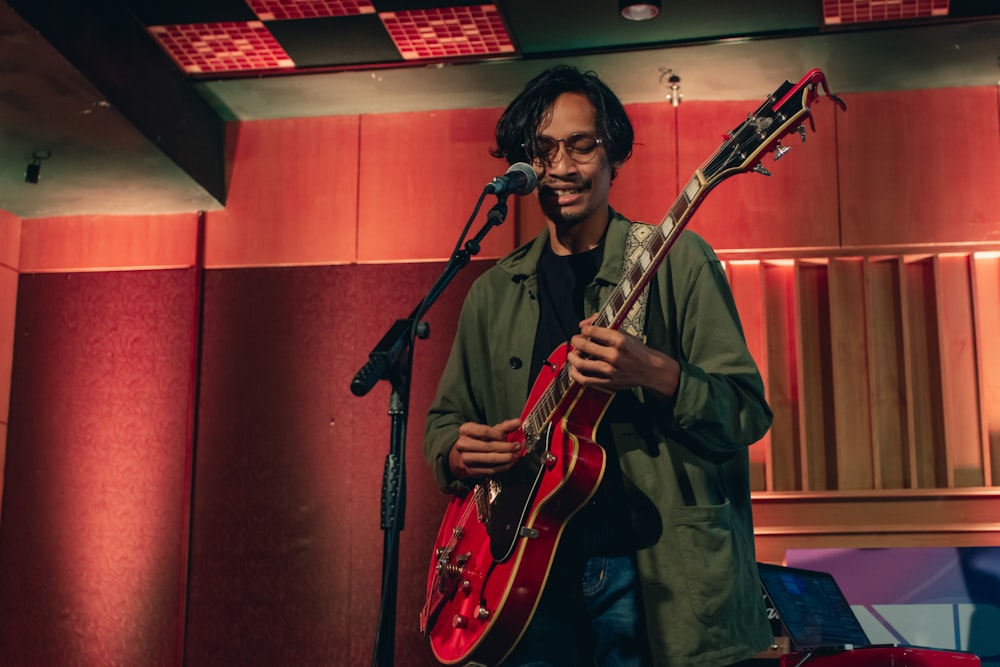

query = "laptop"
[757,561,874,653]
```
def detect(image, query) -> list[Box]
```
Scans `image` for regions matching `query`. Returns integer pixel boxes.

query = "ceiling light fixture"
[620,0,660,21]
[25,150,52,184]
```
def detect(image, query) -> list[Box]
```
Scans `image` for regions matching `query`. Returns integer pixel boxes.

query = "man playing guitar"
[423,64,774,666]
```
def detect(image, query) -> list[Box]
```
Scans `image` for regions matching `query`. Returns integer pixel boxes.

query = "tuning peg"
[797,125,808,142]
[773,142,791,160]
[753,164,772,176]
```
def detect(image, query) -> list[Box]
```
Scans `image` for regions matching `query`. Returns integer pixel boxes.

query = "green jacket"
[424,210,773,666]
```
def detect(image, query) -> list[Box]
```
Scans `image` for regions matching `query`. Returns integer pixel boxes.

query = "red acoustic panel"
[379,6,515,60]
[185,261,488,667]
[149,22,295,74]
[0,270,197,666]
[823,0,949,24]
[247,0,375,21]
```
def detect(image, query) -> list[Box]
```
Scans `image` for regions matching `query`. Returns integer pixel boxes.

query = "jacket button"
[509,357,523,369]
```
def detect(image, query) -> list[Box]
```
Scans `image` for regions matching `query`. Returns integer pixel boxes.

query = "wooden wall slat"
[972,254,1000,486]
[904,257,948,487]
[865,257,911,489]
[935,254,985,487]
[828,258,874,489]
[764,262,801,491]
[727,260,770,491]
[797,262,836,490]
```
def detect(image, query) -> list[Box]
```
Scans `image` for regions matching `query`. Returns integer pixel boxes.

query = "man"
[423,64,773,666]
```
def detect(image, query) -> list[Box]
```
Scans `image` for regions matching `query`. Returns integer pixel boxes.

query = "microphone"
[484,162,537,197]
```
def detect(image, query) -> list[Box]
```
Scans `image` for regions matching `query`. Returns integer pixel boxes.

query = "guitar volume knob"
[452,614,468,628]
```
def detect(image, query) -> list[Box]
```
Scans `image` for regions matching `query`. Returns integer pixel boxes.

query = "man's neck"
[548,207,610,256]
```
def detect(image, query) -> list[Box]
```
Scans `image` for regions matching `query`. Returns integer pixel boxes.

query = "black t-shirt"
[529,242,636,563]
[529,243,603,385]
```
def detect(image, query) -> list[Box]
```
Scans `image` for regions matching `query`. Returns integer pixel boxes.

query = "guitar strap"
[624,222,702,508]
[620,221,655,339]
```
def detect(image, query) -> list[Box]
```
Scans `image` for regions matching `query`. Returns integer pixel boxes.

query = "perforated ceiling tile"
[148,21,295,73]
[380,5,514,61]
[823,0,949,24]
[246,0,375,21]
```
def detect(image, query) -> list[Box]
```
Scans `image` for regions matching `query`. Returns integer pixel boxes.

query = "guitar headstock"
[702,68,847,184]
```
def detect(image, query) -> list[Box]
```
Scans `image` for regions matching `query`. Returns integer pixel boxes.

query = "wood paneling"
[936,254,984,487]
[0,210,19,270]
[829,258,873,490]
[19,212,198,272]
[608,101,680,230]
[357,108,514,263]
[722,248,1000,495]
[206,116,361,268]
[973,254,1000,486]
[763,262,801,491]
[865,257,910,489]
[727,260,771,490]
[752,489,1000,565]
[676,98,842,251]
[838,87,1000,247]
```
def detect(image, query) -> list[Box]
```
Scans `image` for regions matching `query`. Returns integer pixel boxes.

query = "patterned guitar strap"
[620,221,655,339]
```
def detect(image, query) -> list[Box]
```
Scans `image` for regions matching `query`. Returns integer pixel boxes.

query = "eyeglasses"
[522,133,604,165]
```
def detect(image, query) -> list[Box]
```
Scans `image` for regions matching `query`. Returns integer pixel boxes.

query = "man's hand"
[448,418,523,480]
[567,316,680,398]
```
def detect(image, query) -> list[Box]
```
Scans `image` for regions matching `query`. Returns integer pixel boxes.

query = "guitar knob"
[459,579,471,592]
[543,452,557,468]
[452,614,468,628]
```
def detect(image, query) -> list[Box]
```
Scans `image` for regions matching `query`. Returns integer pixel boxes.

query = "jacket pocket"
[671,500,739,623]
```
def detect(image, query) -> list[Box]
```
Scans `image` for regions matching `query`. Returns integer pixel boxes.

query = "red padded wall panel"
[185,260,488,666]
[0,270,197,667]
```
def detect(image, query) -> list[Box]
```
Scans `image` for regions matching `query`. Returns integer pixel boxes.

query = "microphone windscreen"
[506,162,537,195]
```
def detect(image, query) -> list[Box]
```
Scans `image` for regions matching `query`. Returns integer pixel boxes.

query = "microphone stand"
[352,193,512,667]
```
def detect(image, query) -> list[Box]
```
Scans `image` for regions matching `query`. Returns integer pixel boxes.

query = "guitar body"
[420,344,612,666]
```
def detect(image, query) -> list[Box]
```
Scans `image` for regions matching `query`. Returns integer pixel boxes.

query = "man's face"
[530,92,617,231]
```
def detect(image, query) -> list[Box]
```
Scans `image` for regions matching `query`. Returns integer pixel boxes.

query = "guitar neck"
[521,67,844,442]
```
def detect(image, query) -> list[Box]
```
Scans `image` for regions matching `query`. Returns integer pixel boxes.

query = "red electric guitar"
[419,69,846,666]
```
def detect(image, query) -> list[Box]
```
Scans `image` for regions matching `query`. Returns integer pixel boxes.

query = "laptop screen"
[758,562,872,652]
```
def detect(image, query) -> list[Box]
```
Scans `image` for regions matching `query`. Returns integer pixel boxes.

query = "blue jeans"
[501,554,652,667]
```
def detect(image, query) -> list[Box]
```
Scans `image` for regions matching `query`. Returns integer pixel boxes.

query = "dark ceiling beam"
[7,0,227,205]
